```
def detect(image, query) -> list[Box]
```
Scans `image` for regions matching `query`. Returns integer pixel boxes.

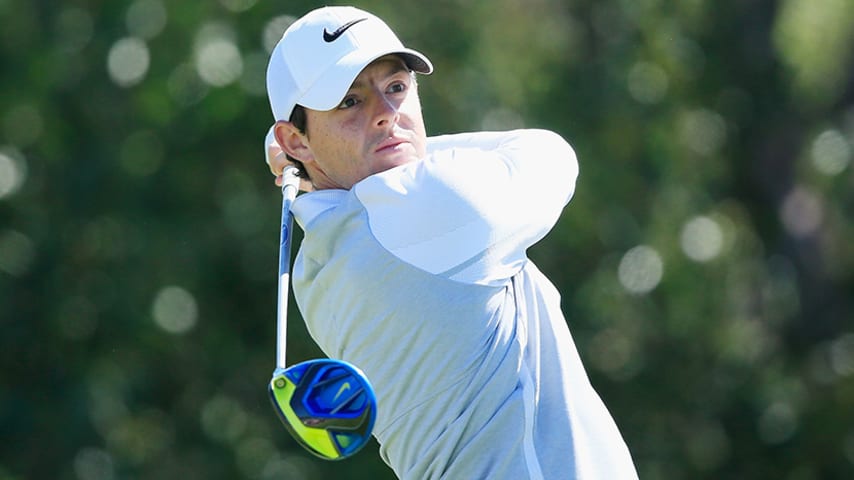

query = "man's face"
[297,55,427,190]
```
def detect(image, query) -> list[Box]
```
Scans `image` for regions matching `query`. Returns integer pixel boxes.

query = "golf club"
[267,164,377,460]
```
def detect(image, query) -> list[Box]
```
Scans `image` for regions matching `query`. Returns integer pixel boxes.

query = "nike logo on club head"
[333,382,352,402]
[323,18,367,42]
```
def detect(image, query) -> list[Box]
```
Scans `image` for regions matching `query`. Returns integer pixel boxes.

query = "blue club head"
[269,359,377,460]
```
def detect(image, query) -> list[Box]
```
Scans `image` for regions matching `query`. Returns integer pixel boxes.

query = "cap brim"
[297,48,432,112]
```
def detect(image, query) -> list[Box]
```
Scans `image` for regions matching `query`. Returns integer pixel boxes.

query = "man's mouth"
[375,137,407,153]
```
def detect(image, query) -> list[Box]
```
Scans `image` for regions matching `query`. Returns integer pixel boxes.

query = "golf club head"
[269,359,377,460]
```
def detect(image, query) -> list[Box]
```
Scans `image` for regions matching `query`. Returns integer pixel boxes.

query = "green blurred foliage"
[1,0,853,479]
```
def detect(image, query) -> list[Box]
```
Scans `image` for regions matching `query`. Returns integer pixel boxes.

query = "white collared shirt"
[290,129,638,479]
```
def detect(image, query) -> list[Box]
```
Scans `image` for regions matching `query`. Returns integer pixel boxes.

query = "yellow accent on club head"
[270,374,340,459]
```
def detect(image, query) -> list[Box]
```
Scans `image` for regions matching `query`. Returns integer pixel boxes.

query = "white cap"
[266,6,433,121]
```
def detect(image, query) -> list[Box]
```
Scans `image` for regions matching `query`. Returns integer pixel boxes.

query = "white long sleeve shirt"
[290,129,638,479]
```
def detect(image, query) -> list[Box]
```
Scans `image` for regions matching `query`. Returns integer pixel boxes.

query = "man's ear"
[273,120,313,164]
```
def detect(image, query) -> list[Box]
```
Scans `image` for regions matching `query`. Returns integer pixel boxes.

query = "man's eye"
[388,82,406,94]
[339,97,359,109]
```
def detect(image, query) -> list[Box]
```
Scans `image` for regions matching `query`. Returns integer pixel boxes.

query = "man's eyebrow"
[348,61,410,90]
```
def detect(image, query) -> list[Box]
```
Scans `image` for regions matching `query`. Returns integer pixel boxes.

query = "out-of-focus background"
[1,0,852,479]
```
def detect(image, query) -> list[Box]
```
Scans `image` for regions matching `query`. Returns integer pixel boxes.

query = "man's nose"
[373,94,400,127]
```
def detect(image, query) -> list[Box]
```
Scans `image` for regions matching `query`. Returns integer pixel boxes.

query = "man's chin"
[375,149,419,170]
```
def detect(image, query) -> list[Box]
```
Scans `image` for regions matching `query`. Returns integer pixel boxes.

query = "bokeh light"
[757,401,798,445]
[263,15,297,52]
[0,229,35,276]
[773,0,854,105]
[200,395,248,444]
[811,129,851,175]
[218,169,266,237]
[55,7,94,53]
[588,327,642,380]
[239,50,270,96]
[779,186,823,237]
[104,409,174,466]
[260,455,314,480]
[220,0,259,13]
[152,286,198,334]
[196,38,243,87]
[679,108,727,156]
[844,433,854,466]
[680,215,724,262]
[107,37,150,87]
[618,245,664,295]
[73,447,115,480]
[0,150,26,200]
[194,23,243,87]
[829,333,854,377]
[126,0,167,40]
[167,62,209,106]
[627,61,669,104]
[236,437,277,478]
[718,317,778,367]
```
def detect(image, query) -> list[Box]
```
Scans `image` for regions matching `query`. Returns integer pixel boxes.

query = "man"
[264,6,638,479]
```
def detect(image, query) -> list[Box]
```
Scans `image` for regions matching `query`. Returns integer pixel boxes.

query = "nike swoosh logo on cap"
[323,18,368,42]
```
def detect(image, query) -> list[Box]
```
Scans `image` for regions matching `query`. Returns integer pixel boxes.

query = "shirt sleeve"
[353,129,578,286]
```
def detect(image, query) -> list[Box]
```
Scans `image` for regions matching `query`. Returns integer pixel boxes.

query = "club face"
[269,359,377,460]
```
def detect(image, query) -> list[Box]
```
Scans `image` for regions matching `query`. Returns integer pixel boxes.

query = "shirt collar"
[290,189,349,229]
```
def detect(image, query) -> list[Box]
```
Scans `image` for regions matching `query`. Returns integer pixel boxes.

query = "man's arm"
[353,129,578,286]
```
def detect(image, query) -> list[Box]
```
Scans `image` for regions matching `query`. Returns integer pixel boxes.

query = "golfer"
[264,6,638,479]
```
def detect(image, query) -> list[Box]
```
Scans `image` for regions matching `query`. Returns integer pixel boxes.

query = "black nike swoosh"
[323,18,368,43]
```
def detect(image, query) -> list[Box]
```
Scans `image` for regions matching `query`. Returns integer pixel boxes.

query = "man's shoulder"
[425,129,568,152]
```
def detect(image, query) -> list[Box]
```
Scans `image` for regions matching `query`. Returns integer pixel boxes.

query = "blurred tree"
[1,0,852,479]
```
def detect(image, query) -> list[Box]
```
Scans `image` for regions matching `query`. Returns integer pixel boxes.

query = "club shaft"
[276,166,301,370]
